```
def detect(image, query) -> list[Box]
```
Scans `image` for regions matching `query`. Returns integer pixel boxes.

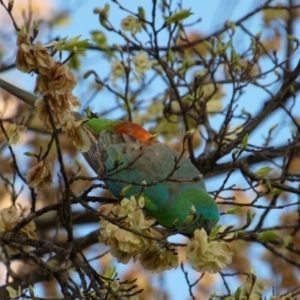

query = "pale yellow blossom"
[132,51,152,74]
[35,63,77,95]
[111,60,126,81]
[0,206,37,258]
[99,197,160,265]
[61,114,92,152]
[206,98,223,115]
[35,98,64,130]
[186,228,233,273]
[121,16,142,34]
[26,159,53,191]
[47,92,81,114]
[6,123,26,146]
[139,245,178,273]
[15,32,36,73]
[33,41,56,75]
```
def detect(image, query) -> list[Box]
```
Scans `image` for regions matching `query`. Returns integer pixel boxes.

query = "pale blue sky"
[1,0,300,298]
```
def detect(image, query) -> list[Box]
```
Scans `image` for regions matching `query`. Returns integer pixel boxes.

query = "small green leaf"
[258,231,281,242]
[23,152,36,157]
[256,166,273,178]
[273,69,281,78]
[165,9,193,24]
[29,285,34,296]
[167,49,175,62]
[235,287,242,299]
[138,6,146,29]
[33,20,39,31]
[83,70,93,79]
[289,84,295,94]
[184,214,193,225]
[283,235,293,247]
[91,30,107,48]
[202,40,214,53]
[45,36,92,51]
[6,286,17,298]
[68,54,81,70]
[226,207,241,215]
[241,133,248,149]
[138,6,146,20]
[268,124,278,135]
[242,109,251,117]
[272,188,282,195]
[120,185,132,196]
[232,149,239,160]
[264,179,272,190]
[246,209,254,225]
[94,3,110,28]
[287,35,298,42]
[104,266,116,279]
[209,224,222,240]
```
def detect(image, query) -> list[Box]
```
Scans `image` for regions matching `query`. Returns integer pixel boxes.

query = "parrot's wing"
[84,130,206,211]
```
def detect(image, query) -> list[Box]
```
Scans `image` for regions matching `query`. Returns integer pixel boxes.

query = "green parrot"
[0,75,220,234]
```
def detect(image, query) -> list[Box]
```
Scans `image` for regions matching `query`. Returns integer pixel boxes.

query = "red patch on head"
[114,122,158,145]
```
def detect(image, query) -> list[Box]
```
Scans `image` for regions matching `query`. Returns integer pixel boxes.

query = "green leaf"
[29,285,35,296]
[256,166,273,178]
[83,70,93,79]
[241,133,248,149]
[165,9,193,24]
[209,224,222,240]
[68,54,81,70]
[226,207,241,215]
[272,188,282,195]
[167,49,175,62]
[268,124,278,135]
[202,40,214,53]
[90,30,107,48]
[232,149,239,160]
[264,179,272,190]
[235,287,242,299]
[94,3,110,28]
[258,231,281,242]
[6,286,17,298]
[246,209,254,225]
[45,36,92,52]
[120,185,132,196]
[103,266,116,279]
[287,35,298,42]
[138,6,146,20]
[242,109,251,117]
[51,13,70,27]
[23,151,36,157]
[138,6,146,29]
[283,235,293,247]
[184,214,193,225]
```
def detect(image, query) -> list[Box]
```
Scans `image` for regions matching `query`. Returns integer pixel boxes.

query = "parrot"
[0,75,220,234]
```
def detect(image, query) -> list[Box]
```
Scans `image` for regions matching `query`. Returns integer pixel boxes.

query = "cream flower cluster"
[15,28,94,190]
[186,228,233,274]
[120,16,142,35]
[26,159,53,191]
[99,196,178,273]
[111,51,152,81]
[0,207,37,259]
[5,123,27,146]
[223,271,268,300]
